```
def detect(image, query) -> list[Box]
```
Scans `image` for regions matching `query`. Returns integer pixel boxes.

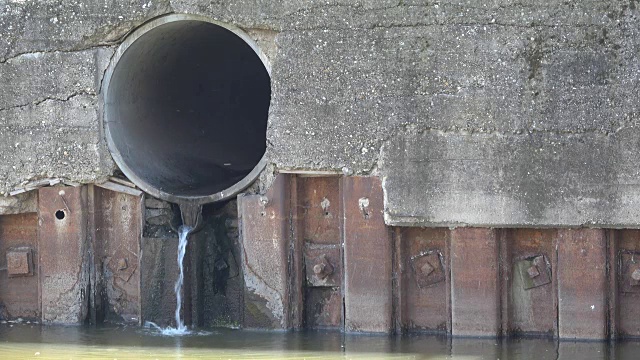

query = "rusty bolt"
[632,268,640,282]
[420,262,434,276]
[527,265,540,278]
[313,263,325,275]
[312,256,334,280]
[117,258,128,271]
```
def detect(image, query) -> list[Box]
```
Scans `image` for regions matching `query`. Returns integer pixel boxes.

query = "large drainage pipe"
[103,14,271,220]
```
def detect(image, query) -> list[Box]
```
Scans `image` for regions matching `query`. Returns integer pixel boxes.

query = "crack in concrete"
[98,48,118,94]
[0,91,96,113]
[0,44,119,64]
[276,0,614,31]
[285,19,609,32]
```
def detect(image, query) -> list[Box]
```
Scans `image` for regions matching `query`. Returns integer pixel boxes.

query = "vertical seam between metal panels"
[286,175,298,330]
[553,231,560,340]
[340,176,346,333]
[497,228,503,337]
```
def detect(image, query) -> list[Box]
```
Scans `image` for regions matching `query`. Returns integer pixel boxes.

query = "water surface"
[0,324,637,359]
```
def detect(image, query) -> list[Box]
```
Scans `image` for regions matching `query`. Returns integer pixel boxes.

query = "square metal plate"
[411,252,445,289]
[7,248,33,277]
[516,255,551,290]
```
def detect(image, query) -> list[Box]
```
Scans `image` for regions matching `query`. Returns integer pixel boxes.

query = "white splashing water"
[160,225,192,336]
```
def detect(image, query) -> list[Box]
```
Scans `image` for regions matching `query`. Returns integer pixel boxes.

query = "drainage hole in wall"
[55,210,66,220]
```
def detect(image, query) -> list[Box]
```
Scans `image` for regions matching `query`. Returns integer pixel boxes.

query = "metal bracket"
[304,247,341,287]
[515,255,551,290]
[620,251,640,294]
[6,247,34,277]
[410,251,445,289]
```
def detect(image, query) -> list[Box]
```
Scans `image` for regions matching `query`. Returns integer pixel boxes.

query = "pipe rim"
[102,14,271,205]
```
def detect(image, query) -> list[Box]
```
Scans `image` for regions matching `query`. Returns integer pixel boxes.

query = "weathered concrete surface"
[0,1,639,227]
[263,1,640,227]
[0,190,36,214]
[0,0,172,195]
[382,130,640,227]
[0,48,116,195]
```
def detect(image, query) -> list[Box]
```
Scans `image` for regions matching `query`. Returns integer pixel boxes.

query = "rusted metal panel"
[304,287,342,328]
[515,255,551,290]
[38,186,89,324]
[608,230,618,340]
[288,176,305,330]
[302,245,342,329]
[6,248,34,277]
[140,236,179,327]
[411,252,445,289]
[0,213,40,320]
[615,230,640,338]
[239,175,290,329]
[506,229,557,336]
[304,246,341,287]
[297,177,342,244]
[450,228,500,337]
[296,176,344,330]
[399,227,449,332]
[343,176,392,333]
[93,187,142,324]
[557,229,607,340]
[618,252,640,293]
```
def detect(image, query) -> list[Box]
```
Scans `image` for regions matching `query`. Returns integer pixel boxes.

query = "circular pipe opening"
[55,210,66,220]
[104,15,271,203]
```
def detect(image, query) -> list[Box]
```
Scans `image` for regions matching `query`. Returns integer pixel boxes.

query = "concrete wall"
[1,1,640,227]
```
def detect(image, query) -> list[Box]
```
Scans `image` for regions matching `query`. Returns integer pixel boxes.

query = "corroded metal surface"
[140,236,179,327]
[614,230,640,338]
[238,175,290,329]
[93,187,142,324]
[0,177,634,340]
[6,248,33,277]
[304,247,341,288]
[0,213,39,320]
[557,229,607,340]
[304,287,342,328]
[450,228,500,337]
[296,176,344,329]
[506,229,557,336]
[298,177,342,244]
[399,227,449,332]
[342,176,392,333]
[38,186,89,324]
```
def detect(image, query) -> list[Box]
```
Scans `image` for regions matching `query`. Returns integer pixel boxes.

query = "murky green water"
[0,324,637,359]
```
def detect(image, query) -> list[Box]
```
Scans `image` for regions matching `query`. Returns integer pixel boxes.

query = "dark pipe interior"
[106,20,271,197]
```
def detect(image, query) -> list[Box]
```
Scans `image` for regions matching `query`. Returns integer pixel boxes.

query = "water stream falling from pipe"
[159,225,192,336]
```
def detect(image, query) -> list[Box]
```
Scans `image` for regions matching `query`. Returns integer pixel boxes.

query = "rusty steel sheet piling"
[1,175,639,340]
[342,176,393,333]
[38,186,89,324]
